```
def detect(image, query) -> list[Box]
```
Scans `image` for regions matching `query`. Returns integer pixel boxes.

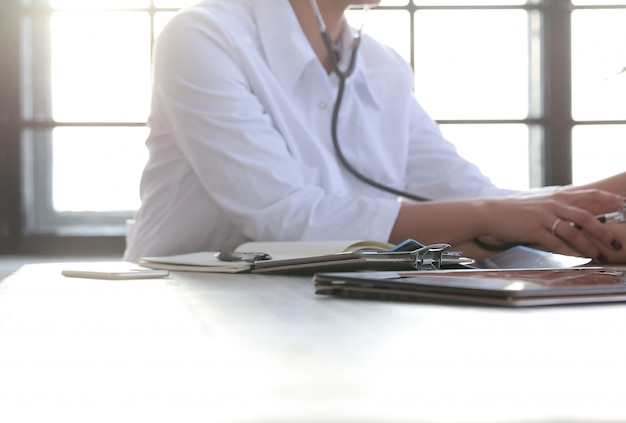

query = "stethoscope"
[310,0,513,251]
[310,2,626,253]
[309,0,430,202]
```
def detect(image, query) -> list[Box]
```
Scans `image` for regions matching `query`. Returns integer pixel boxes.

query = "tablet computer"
[314,268,626,307]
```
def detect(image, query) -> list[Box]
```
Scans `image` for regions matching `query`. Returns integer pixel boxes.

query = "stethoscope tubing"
[310,0,429,202]
[309,0,511,250]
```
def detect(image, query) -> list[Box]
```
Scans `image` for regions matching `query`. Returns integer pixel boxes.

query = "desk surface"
[1,263,626,423]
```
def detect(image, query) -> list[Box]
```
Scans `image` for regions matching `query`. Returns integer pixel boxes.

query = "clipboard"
[314,268,626,307]
[252,251,417,274]
[251,246,474,274]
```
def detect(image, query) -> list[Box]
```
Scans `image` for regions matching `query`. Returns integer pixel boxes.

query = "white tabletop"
[1,262,625,423]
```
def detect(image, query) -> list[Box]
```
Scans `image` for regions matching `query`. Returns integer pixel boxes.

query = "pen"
[596,205,626,224]
[215,251,272,262]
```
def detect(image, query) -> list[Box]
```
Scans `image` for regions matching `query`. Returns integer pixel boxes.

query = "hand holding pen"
[597,204,626,224]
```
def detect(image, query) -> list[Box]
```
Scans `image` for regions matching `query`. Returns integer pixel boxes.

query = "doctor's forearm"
[562,171,626,197]
[389,200,490,247]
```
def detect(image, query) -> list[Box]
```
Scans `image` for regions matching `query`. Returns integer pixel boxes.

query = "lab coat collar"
[254,0,316,93]
[254,0,380,110]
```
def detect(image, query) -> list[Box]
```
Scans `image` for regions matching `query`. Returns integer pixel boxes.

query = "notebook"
[139,239,394,273]
[139,240,472,274]
[314,267,626,307]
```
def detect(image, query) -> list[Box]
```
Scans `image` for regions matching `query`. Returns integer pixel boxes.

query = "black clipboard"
[314,268,626,307]
[252,251,417,274]
[252,249,473,274]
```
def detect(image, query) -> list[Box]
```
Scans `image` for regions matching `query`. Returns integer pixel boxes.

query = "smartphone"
[62,268,169,280]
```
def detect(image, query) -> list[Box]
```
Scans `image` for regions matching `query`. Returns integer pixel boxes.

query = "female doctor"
[124,0,626,264]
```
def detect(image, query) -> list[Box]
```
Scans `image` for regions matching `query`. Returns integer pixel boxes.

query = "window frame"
[2,0,626,253]
[0,0,23,253]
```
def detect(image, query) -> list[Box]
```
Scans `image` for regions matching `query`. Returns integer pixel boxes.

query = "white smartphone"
[62,268,169,280]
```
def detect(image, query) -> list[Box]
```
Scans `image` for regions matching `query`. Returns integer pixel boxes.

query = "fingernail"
[611,239,622,251]
[597,254,608,264]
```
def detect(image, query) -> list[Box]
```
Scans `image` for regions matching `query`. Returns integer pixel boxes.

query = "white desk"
[1,263,626,423]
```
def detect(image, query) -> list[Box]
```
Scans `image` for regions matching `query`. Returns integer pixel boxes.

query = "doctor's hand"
[476,189,625,262]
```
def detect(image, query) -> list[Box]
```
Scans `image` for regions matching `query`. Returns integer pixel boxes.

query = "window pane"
[571,9,626,121]
[154,12,178,39]
[414,10,529,120]
[153,0,202,7]
[346,10,411,63]
[415,0,526,5]
[51,11,151,122]
[52,127,149,212]
[572,1,626,5]
[439,124,530,190]
[572,125,626,185]
[51,0,150,9]
[379,0,409,5]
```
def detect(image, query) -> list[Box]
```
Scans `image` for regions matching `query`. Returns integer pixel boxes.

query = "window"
[2,0,626,251]
[19,0,200,236]
[570,2,626,185]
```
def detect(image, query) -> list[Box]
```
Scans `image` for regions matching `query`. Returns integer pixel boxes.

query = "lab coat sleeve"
[403,97,517,200]
[149,12,400,243]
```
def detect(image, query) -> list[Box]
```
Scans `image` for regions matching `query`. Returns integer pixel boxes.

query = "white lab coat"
[124,0,514,262]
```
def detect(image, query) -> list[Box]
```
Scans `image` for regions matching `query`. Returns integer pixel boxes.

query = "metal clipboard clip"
[410,243,474,270]
[364,243,474,271]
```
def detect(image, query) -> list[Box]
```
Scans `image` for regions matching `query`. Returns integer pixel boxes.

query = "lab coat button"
[318,101,327,110]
